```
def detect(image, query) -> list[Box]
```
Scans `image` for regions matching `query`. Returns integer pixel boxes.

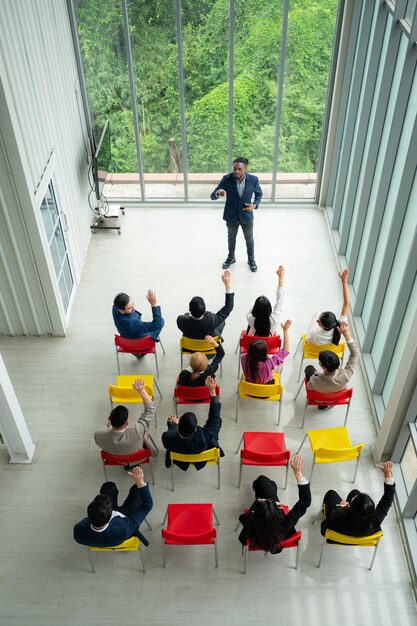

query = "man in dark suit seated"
[73,467,152,548]
[162,376,224,471]
[176,271,234,340]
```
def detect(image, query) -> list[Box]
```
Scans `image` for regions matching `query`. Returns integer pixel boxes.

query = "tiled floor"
[0,205,416,626]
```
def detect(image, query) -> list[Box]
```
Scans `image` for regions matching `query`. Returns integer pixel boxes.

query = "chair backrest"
[180,336,221,353]
[238,378,282,399]
[169,447,220,465]
[240,447,290,464]
[306,383,353,406]
[108,384,152,402]
[174,384,220,403]
[101,448,151,467]
[89,536,140,552]
[240,332,282,352]
[302,335,346,359]
[162,503,216,544]
[315,443,364,463]
[324,529,383,547]
[114,335,155,353]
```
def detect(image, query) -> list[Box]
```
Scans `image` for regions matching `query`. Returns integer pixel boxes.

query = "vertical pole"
[271,0,289,202]
[228,0,235,167]
[121,0,146,201]
[175,0,189,201]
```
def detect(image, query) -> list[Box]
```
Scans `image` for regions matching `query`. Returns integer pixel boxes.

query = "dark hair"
[189,296,206,318]
[349,493,376,536]
[233,156,249,166]
[109,405,129,428]
[114,292,130,310]
[251,296,272,336]
[247,340,268,381]
[319,311,341,345]
[318,350,340,373]
[87,494,112,527]
[178,412,198,437]
[246,500,287,553]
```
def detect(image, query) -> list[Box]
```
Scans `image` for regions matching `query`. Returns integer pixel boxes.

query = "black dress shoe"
[222,257,236,269]
[248,261,257,272]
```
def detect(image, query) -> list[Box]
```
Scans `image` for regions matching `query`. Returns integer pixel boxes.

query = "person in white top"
[305,268,350,346]
[246,265,285,336]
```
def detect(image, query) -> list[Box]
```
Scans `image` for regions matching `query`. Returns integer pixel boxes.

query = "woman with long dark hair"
[306,268,350,346]
[321,461,395,537]
[247,266,285,337]
[238,456,311,554]
[241,320,291,384]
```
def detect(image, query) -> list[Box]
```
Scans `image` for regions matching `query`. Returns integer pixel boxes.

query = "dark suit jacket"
[210,172,263,224]
[178,344,225,386]
[238,483,311,548]
[162,397,223,470]
[176,293,234,339]
[321,483,395,537]
[73,484,153,547]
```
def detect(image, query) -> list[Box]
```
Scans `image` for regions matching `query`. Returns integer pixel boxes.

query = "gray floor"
[0,206,416,626]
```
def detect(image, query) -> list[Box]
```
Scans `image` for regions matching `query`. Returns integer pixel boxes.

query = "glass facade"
[72,0,339,202]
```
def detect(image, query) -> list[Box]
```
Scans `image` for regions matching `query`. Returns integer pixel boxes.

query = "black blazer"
[321,483,395,537]
[210,172,263,223]
[176,293,234,339]
[178,344,225,386]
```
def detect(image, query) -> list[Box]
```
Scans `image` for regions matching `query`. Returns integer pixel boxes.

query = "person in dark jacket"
[112,289,164,341]
[178,335,224,387]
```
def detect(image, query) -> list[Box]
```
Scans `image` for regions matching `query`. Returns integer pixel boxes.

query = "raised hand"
[146,290,158,307]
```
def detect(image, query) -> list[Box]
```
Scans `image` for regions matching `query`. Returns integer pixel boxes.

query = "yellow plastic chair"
[294,334,346,382]
[169,447,221,491]
[108,374,162,431]
[296,426,364,484]
[86,536,146,573]
[235,374,283,426]
[318,527,383,570]
[179,336,223,376]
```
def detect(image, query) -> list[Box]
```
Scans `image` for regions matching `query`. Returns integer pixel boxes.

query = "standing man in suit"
[211,156,263,273]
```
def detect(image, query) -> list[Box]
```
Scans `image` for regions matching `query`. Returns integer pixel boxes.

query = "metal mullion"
[337,3,387,254]
[403,478,417,518]
[228,0,234,167]
[331,1,371,231]
[271,0,288,203]
[121,0,145,202]
[175,0,188,201]
[354,35,417,314]
[392,371,417,462]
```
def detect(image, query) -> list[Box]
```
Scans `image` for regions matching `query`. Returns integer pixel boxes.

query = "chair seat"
[109,375,155,403]
[241,432,289,466]
[239,374,282,401]
[308,426,353,453]
[89,536,140,552]
[324,529,383,546]
[301,335,346,359]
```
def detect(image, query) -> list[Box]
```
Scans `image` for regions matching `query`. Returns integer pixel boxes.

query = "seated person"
[305,321,358,408]
[113,289,164,341]
[246,265,285,336]
[305,268,349,345]
[178,335,225,387]
[238,455,311,553]
[321,461,395,537]
[94,378,157,455]
[73,466,152,548]
[241,320,291,384]
[162,376,224,471]
[176,271,234,340]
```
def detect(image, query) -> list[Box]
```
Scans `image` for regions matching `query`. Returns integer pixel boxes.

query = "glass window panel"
[277,0,339,200]
[401,436,417,496]
[58,272,70,312]
[406,0,417,25]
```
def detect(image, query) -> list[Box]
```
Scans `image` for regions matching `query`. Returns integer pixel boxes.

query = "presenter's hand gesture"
[217,189,226,197]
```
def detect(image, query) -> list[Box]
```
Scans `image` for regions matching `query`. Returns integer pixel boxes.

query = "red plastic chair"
[161,503,219,568]
[236,331,282,378]
[114,335,165,378]
[173,383,221,413]
[243,530,302,574]
[100,448,154,484]
[297,378,353,429]
[235,432,291,489]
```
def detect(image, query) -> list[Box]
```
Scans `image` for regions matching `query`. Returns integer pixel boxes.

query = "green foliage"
[75,0,338,174]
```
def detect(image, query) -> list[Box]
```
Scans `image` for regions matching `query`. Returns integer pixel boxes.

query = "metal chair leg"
[116,348,121,375]
[235,433,244,454]
[138,546,146,573]
[217,460,220,490]
[243,545,248,574]
[148,433,159,453]
[102,460,108,481]
[87,548,95,573]
[154,352,159,379]
[296,433,308,454]
[369,541,380,571]
[154,380,163,399]
[159,339,166,355]
[301,402,308,429]
[297,355,304,382]
[284,463,289,490]
[212,507,220,526]
[144,517,152,531]
[309,459,316,484]
[237,350,241,379]
[317,537,326,568]
[277,395,282,426]
[214,538,218,568]
[343,399,351,427]
[162,539,166,568]
[235,335,240,354]
[294,379,304,401]
[295,542,300,569]
[235,395,239,422]
[162,507,168,526]
[293,337,301,358]
[238,461,243,488]
[352,453,361,483]
[171,463,175,491]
